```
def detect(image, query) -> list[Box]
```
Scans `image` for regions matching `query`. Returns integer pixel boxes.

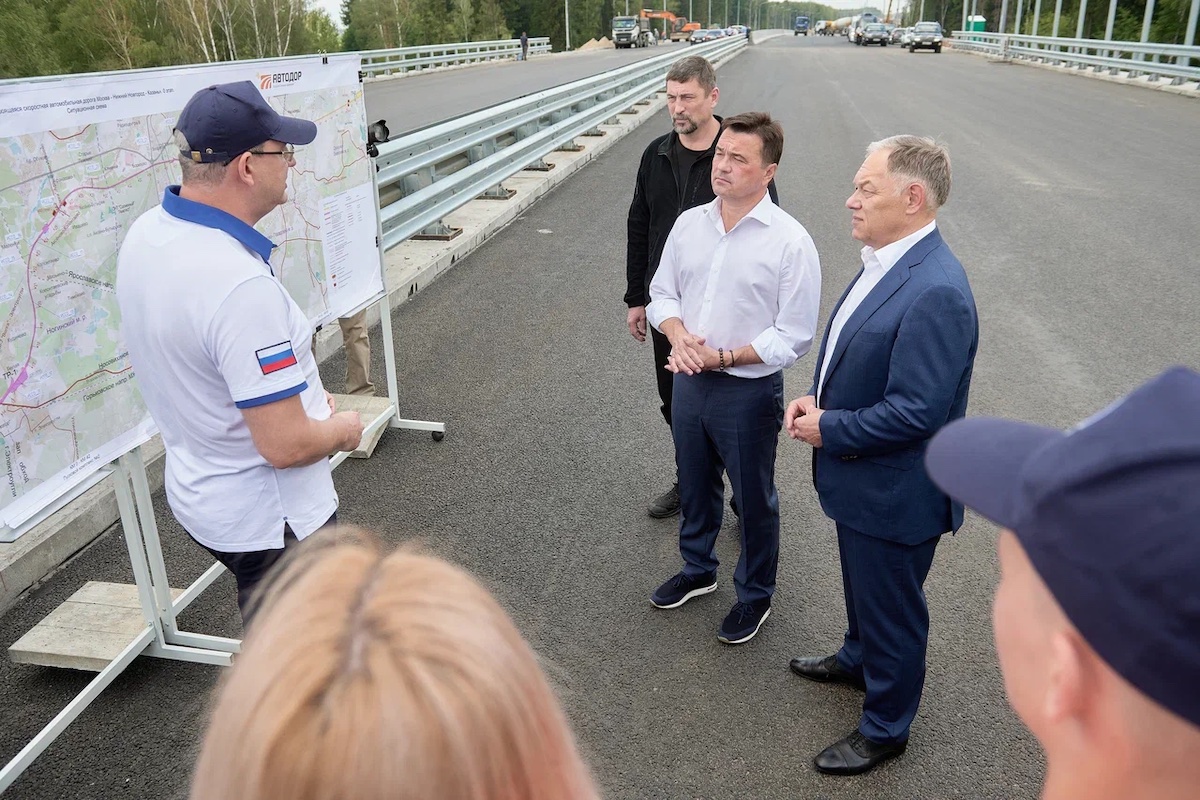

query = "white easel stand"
[0,447,239,793]
[327,150,445,462]
[0,63,443,792]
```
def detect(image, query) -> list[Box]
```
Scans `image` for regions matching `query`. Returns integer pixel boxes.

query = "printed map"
[0,57,373,530]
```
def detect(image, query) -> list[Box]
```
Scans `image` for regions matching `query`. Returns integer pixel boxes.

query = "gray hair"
[174,130,227,187]
[867,135,951,210]
[665,55,717,92]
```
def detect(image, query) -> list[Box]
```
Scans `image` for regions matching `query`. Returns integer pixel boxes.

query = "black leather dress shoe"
[788,654,866,691]
[814,730,907,776]
[648,482,681,518]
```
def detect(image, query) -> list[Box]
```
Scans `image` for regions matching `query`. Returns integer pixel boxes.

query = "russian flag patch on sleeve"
[256,341,299,375]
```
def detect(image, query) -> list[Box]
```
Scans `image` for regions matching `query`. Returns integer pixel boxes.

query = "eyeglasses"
[224,145,296,166]
[246,145,296,161]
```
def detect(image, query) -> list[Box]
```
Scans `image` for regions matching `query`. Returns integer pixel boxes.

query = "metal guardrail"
[0,39,551,88]
[950,31,1200,83]
[360,38,552,78]
[373,35,748,250]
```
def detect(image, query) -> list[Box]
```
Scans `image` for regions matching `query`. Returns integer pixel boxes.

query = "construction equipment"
[640,10,700,42]
[611,15,655,47]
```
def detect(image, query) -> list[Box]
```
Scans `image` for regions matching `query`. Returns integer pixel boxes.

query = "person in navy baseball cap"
[925,366,1200,800]
[175,80,316,164]
[116,79,363,618]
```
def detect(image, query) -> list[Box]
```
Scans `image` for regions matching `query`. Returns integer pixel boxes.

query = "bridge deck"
[1,36,1196,799]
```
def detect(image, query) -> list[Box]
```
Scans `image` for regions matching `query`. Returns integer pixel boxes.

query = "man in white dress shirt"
[785,136,978,775]
[646,112,822,645]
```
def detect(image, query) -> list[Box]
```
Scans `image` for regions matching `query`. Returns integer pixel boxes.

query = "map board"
[0,55,384,536]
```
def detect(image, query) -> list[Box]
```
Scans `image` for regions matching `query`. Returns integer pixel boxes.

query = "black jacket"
[624,120,779,307]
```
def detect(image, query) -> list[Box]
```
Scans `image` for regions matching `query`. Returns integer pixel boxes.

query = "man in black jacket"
[625,55,777,518]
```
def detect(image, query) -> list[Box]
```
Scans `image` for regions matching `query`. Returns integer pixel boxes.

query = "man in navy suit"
[784,135,978,775]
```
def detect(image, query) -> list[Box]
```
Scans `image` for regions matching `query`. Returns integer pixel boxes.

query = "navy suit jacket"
[811,227,978,545]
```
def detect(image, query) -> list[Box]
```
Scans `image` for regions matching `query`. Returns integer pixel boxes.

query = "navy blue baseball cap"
[175,81,317,163]
[925,366,1200,728]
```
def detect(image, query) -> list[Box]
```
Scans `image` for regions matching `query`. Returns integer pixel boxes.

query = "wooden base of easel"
[9,582,183,672]
[330,394,395,458]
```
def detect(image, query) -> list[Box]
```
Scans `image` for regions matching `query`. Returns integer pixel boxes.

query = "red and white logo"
[259,74,273,90]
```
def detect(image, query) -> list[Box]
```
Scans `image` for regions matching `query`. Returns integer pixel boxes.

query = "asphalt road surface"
[2,35,1197,799]
[365,41,686,134]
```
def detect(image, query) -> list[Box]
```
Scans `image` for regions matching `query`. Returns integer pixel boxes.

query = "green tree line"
[870,0,1195,38]
[1,0,341,79]
[767,0,1194,39]
[2,0,1193,80]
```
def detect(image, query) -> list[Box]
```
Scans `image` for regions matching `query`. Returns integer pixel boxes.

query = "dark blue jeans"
[201,512,337,623]
[672,370,784,605]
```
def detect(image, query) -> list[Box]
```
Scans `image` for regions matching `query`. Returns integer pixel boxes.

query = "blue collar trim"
[162,186,275,264]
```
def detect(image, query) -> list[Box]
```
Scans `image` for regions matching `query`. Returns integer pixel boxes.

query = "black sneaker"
[650,571,718,609]
[717,601,771,644]
[648,482,681,518]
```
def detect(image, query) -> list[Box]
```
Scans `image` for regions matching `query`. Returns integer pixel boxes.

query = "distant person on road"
[647,112,821,645]
[785,135,977,775]
[116,81,362,620]
[520,31,529,61]
[190,527,601,800]
[926,366,1200,800]
[624,55,778,520]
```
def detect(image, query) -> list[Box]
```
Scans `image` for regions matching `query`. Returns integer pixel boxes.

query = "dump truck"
[612,15,654,47]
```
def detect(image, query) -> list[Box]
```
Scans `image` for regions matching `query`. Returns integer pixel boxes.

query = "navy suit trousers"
[834,522,939,744]
[672,370,784,605]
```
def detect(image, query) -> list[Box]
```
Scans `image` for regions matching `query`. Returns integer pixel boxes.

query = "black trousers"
[201,511,337,623]
[651,325,674,428]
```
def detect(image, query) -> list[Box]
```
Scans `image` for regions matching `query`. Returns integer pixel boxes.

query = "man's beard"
[673,116,698,135]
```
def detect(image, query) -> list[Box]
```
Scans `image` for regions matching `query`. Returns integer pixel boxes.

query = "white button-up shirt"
[647,194,821,379]
[817,220,937,399]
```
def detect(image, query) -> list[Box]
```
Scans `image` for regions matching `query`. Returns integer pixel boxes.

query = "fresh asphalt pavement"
[2,35,1198,799]
[365,41,686,134]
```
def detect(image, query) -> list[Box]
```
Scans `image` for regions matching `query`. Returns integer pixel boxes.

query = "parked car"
[859,22,890,45]
[909,21,943,52]
[689,28,723,44]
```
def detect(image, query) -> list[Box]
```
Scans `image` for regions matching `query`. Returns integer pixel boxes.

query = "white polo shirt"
[117,186,337,553]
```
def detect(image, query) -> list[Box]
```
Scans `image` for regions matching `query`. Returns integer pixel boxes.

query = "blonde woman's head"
[190,528,599,800]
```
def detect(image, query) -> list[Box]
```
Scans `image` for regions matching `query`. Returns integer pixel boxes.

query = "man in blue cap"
[117,81,363,620]
[926,366,1200,800]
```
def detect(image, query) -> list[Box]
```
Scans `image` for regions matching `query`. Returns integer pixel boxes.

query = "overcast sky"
[312,0,344,27]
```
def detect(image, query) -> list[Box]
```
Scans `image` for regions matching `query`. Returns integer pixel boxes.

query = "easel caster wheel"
[431,431,445,442]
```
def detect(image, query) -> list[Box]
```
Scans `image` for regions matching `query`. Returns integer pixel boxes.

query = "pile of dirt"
[577,37,614,50]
